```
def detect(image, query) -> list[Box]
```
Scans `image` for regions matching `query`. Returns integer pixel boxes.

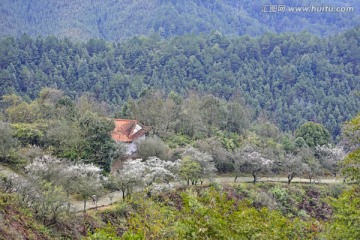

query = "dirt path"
[72,176,343,212]
[1,164,344,212]
[0,164,17,176]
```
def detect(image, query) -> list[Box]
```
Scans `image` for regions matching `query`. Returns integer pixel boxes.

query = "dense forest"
[1,27,360,137]
[1,0,359,41]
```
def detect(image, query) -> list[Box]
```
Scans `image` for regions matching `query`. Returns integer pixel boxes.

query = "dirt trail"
[1,164,343,212]
[71,176,343,212]
[0,165,17,176]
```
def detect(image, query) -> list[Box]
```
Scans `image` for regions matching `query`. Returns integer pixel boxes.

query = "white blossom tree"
[113,157,180,199]
[113,159,146,199]
[24,155,104,213]
[66,162,103,212]
[315,145,346,177]
[25,155,67,183]
[283,154,307,184]
[143,157,180,186]
[234,146,273,183]
[5,170,69,225]
[300,148,322,183]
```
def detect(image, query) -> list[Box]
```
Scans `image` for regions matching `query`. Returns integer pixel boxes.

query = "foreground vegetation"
[1,182,359,239]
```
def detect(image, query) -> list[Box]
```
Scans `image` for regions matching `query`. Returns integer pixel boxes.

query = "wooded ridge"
[1,27,360,137]
[1,0,359,41]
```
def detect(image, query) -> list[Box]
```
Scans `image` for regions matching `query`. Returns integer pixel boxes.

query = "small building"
[111,119,149,155]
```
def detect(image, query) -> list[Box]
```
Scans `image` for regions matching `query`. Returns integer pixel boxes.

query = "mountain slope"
[1,27,359,137]
[0,0,359,41]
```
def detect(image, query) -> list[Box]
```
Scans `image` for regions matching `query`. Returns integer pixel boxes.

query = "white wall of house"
[125,135,146,155]
[126,142,137,155]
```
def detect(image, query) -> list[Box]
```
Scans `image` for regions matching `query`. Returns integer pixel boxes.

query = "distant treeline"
[1,0,359,40]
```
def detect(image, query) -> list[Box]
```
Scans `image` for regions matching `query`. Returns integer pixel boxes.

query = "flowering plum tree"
[113,159,145,199]
[143,157,179,186]
[234,146,273,183]
[113,157,180,199]
[315,145,346,177]
[24,155,103,213]
[283,154,307,184]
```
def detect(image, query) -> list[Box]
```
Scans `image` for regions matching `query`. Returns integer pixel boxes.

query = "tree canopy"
[295,122,331,147]
[1,27,360,138]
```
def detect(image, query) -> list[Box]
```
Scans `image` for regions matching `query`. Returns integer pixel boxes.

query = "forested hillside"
[0,0,359,41]
[1,27,360,137]
[2,1,360,239]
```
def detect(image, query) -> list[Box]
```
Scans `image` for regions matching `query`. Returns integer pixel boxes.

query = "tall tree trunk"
[83,199,86,213]
[122,190,126,200]
[66,192,71,213]
[252,173,257,184]
[287,174,293,185]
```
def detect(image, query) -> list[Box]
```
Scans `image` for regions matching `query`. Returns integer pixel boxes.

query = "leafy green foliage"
[179,156,202,185]
[84,223,121,240]
[341,113,360,183]
[11,123,45,146]
[324,187,360,239]
[166,134,192,148]
[295,122,331,147]
[77,111,118,171]
[136,137,170,160]
[1,91,122,171]
[342,149,360,183]
[121,187,318,239]
[0,122,18,162]
[342,112,360,147]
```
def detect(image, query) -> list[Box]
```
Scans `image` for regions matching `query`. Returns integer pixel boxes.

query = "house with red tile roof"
[111,119,149,155]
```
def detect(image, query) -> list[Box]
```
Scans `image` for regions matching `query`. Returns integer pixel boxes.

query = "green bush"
[84,223,121,240]
[326,183,348,198]
[323,187,360,239]
[121,187,318,239]
[166,134,192,148]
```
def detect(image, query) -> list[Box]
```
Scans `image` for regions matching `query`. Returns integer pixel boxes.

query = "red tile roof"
[111,119,148,143]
